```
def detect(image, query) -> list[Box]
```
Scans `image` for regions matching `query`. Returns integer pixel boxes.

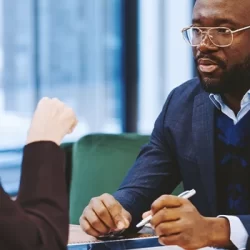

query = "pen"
[136,189,196,228]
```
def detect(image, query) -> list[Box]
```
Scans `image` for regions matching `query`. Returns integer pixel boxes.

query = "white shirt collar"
[209,90,250,111]
[209,90,250,124]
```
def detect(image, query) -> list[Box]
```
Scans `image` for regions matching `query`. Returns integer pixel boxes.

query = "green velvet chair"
[69,133,183,224]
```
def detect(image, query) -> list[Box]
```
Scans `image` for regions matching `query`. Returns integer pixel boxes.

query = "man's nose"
[197,34,218,53]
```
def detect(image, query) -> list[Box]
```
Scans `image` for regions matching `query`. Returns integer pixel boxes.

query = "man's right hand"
[80,193,132,237]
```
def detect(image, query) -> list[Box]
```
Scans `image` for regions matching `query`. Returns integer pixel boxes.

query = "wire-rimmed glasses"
[182,25,250,47]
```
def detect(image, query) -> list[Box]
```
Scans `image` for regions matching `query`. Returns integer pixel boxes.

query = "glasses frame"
[181,25,250,47]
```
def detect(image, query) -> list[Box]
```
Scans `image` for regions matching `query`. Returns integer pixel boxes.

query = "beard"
[196,55,250,95]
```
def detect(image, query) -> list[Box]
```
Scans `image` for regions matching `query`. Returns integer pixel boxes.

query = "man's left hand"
[146,195,230,249]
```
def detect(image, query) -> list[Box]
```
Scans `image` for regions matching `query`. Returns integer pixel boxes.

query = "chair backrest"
[69,133,150,224]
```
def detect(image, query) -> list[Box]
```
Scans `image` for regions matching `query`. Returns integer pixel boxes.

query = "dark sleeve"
[0,141,69,250]
[113,89,181,229]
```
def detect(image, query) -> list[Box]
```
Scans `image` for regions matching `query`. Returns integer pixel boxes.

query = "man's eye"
[192,28,201,34]
[216,28,230,34]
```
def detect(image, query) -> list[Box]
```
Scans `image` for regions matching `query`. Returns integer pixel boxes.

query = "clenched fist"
[27,97,78,145]
[80,193,131,237]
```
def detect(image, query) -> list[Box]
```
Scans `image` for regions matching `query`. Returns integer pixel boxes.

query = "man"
[0,97,77,250]
[80,0,250,249]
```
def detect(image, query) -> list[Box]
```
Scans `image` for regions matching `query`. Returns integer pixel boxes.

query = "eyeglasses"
[182,25,250,47]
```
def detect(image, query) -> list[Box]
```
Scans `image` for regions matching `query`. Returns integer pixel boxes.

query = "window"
[138,0,193,133]
[0,0,123,194]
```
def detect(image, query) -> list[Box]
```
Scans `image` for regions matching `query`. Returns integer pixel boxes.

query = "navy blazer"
[114,77,250,246]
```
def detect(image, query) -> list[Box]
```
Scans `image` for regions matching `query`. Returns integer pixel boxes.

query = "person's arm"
[113,89,182,228]
[80,90,182,236]
[0,142,68,250]
[0,97,77,250]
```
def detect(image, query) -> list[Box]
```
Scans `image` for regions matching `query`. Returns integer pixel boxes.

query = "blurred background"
[0,0,195,194]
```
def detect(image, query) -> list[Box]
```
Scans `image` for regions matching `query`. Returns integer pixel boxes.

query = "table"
[68,224,163,250]
[67,225,217,250]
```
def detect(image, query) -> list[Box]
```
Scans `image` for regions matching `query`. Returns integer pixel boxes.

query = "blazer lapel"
[193,91,217,216]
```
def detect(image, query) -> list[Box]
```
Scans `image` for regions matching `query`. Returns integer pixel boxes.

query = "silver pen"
[136,189,196,228]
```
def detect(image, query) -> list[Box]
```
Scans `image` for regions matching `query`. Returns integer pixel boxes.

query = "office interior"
[0,0,195,198]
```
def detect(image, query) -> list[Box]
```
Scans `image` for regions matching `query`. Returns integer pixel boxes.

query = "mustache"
[195,54,227,69]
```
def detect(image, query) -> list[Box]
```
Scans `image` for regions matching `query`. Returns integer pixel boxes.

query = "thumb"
[121,209,132,228]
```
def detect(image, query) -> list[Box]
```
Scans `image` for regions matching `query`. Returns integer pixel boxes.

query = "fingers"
[100,193,131,229]
[121,208,132,227]
[152,219,183,246]
[68,110,78,133]
[150,207,181,228]
[37,97,50,107]
[154,220,182,237]
[68,117,78,134]
[81,206,109,235]
[151,195,184,214]
[158,232,193,249]
[62,107,78,134]
[80,194,131,237]
[80,216,102,237]
[90,197,116,230]
[158,233,181,246]
[142,210,151,219]
[51,97,63,106]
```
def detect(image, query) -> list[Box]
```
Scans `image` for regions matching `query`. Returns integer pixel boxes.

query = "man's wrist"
[206,217,232,248]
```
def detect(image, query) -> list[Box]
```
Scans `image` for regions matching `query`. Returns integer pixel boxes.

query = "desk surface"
[68,224,163,250]
[67,225,216,250]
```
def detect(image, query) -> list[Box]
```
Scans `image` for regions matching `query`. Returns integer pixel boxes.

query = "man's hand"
[80,193,132,237]
[146,195,231,249]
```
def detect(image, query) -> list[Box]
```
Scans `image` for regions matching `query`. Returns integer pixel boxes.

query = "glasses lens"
[208,27,233,46]
[183,27,203,46]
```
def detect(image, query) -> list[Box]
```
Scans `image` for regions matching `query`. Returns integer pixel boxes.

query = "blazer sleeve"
[113,89,182,229]
[0,141,69,250]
